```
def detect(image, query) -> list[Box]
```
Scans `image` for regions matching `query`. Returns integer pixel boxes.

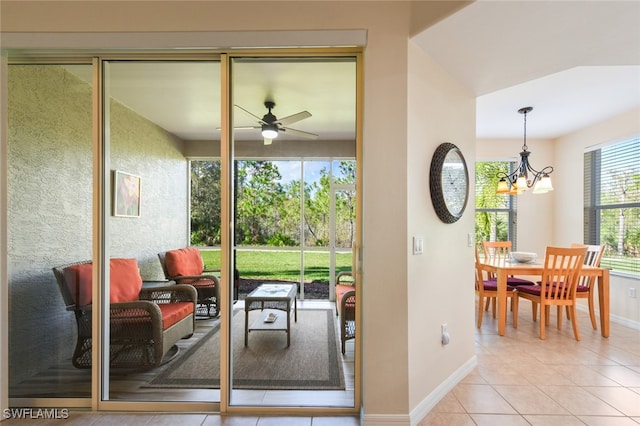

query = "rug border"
[146,308,345,390]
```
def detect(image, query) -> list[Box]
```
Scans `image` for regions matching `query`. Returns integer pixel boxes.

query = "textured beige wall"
[8,65,93,385]
[7,65,189,385]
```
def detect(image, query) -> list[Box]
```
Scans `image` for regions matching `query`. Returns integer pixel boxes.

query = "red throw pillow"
[110,258,142,303]
[62,258,142,306]
[63,263,93,307]
[165,247,204,277]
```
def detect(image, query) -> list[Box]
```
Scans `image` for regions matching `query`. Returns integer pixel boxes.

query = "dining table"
[479,258,610,337]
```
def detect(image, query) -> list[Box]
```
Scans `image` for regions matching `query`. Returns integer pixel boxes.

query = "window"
[475,161,517,247]
[584,138,640,276]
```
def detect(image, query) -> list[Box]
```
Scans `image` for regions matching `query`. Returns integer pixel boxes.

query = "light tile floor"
[419,303,640,425]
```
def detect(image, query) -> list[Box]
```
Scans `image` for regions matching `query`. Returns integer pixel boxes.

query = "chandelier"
[496,106,554,195]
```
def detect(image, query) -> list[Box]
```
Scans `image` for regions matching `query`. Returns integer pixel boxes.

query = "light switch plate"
[413,236,424,255]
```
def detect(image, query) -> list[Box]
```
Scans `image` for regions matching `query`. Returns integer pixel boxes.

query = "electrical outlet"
[629,288,637,298]
[468,233,474,247]
[441,323,450,345]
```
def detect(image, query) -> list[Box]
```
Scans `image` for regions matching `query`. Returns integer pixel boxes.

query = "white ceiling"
[413,0,640,139]
[73,1,640,142]
[98,59,356,143]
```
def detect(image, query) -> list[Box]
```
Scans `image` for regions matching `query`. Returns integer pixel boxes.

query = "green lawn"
[601,256,640,275]
[199,248,352,283]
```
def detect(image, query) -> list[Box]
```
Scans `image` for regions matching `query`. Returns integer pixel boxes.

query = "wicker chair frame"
[53,260,197,369]
[335,271,356,354]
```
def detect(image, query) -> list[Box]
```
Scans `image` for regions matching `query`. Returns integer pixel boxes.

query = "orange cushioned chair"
[158,247,221,318]
[53,258,197,369]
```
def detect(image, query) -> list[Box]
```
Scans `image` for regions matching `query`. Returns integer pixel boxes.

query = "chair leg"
[557,306,562,330]
[569,304,581,341]
[531,301,538,321]
[477,297,484,329]
[513,295,519,328]
[491,297,497,318]
[484,297,491,311]
[539,303,546,339]
[588,292,597,330]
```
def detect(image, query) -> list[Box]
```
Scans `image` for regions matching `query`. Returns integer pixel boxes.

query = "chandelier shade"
[496,107,554,195]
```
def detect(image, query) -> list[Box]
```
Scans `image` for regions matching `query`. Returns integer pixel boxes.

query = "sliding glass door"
[5,50,360,413]
[102,59,222,403]
[229,56,356,407]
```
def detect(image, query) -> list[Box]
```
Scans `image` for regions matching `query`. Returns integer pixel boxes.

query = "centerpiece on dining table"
[510,252,537,263]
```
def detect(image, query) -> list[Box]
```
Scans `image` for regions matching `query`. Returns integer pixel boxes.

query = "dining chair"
[475,247,516,328]
[482,241,536,285]
[481,240,535,312]
[513,246,587,340]
[568,243,605,329]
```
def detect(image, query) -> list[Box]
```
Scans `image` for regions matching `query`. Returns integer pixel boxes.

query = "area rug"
[147,309,345,390]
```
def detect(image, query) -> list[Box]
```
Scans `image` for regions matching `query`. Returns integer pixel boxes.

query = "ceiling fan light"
[261,123,278,140]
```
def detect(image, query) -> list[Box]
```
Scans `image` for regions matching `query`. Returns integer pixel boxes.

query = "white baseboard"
[361,355,477,426]
[361,413,411,425]
[575,304,640,330]
[408,355,477,426]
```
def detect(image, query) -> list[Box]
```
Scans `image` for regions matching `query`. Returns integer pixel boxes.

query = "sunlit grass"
[199,248,352,283]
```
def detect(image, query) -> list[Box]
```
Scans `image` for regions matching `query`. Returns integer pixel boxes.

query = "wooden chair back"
[570,243,605,285]
[539,246,587,303]
[482,241,513,280]
[482,240,513,261]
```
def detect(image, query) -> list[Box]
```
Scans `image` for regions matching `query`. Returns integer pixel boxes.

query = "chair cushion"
[507,277,535,286]
[336,283,354,303]
[165,247,204,277]
[110,258,143,303]
[518,284,570,297]
[63,262,93,307]
[158,302,194,329]
[576,285,590,293]
[482,280,515,292]
[63,258,142,306]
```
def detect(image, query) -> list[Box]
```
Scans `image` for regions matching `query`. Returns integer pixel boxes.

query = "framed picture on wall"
[113,170,141,217]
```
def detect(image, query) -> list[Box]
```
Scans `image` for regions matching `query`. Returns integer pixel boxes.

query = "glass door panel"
[302,159,330,300]
[230,56,355,408]
[103,60,221,402]
[7,64,93,399]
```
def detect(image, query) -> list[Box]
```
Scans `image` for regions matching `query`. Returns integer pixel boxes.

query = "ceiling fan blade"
[281,127,319,139]
[215,125,260,131]
[235,104,266,124]
[275,110,311,126]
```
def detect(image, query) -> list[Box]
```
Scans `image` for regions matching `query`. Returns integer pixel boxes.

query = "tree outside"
[190,159,356,249]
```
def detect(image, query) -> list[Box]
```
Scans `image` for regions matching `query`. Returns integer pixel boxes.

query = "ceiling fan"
[235,101,318,145]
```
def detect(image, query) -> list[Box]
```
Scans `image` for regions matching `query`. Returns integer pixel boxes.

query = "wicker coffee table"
[244,283,297,347]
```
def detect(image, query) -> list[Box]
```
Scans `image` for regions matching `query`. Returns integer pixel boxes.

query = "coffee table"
[244,283,297,347]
